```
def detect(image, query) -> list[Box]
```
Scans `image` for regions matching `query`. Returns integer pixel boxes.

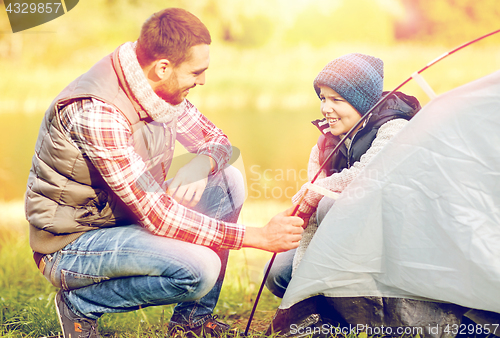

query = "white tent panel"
[281,70,500,314]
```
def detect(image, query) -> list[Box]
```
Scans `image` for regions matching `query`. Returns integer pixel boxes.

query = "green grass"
[0,200,289,337]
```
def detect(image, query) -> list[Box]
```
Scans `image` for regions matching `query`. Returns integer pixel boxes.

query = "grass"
[0,200,290,338]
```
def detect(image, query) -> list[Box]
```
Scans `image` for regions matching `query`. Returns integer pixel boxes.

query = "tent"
[268,70,500,338]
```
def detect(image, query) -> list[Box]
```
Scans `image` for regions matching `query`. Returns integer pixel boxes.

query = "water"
[0,112,44,201]
[0,108,318,201]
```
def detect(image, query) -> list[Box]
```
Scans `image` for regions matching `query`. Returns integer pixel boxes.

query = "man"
[25,8,303,338]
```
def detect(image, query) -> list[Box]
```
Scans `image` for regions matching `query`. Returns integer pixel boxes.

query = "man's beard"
[156,72,186,105]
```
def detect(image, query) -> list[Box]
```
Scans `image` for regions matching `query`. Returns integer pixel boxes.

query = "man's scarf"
[117,41,186,123]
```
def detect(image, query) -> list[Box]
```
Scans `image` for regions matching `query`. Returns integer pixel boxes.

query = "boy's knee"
[317,197,336,225]
[263,250,295,298]
[264,266,287,298]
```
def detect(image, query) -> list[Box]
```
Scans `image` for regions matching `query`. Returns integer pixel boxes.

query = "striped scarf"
[117,41,186,123]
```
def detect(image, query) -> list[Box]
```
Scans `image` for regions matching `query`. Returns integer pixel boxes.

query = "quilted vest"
[25,48,177,254]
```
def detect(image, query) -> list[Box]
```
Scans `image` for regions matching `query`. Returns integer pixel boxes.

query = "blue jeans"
[41,166,244,328]
[264,197,336,298]
[264,248,296,298]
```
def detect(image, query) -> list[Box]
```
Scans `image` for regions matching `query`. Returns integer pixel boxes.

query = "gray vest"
[25,48,176,254]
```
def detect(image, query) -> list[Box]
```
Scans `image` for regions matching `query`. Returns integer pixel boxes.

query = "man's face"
[156,44,210,105]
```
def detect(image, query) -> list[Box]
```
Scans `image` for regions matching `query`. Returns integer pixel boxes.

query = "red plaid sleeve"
[60,98,245,250]
[176,100,232,173]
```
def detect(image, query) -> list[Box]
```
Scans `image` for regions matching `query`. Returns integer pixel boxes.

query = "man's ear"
[153,59,173,80]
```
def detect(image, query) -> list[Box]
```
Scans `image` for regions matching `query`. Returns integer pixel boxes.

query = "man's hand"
[166,154,213,208]
[243,206,304,252]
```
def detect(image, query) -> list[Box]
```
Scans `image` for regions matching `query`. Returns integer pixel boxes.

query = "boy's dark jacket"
[312,91,421,177]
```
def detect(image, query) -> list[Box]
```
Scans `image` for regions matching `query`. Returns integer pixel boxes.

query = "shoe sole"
[54,292,68,338]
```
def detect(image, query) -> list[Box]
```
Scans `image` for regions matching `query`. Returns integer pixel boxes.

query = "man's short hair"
[136,8,211,67]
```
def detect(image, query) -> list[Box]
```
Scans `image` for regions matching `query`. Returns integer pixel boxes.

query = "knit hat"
[313,53,384,116]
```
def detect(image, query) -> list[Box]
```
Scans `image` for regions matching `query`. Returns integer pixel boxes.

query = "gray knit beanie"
[313,53,384,116]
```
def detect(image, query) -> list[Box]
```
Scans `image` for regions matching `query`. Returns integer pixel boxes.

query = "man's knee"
[200,165,245,222]
[220,165,245,208]
[178,248,222,301]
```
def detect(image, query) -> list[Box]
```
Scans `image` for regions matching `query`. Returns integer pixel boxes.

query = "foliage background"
[0,0,500,203]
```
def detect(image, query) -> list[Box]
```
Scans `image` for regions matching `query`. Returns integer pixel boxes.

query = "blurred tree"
[395,0,500,45]
[0,0,18,59]
[1,0,11,34]
[198,0,275,48]
[283,0,396,47]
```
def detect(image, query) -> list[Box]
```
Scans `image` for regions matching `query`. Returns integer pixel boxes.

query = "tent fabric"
[271,70,500,336]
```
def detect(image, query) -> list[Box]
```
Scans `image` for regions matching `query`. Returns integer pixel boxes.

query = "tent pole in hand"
[244,252,276,335]
[244,203,300,336]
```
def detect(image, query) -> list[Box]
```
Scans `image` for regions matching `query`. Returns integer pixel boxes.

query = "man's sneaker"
[168,315,239,337]
[54,290,101,338]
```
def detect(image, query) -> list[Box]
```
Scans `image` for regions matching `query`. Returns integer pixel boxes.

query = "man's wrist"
[199,154,215,174]
[242,226,265,249]
[192,154,213,175]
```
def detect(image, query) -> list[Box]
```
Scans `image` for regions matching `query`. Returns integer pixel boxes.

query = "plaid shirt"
[59,98,245,251]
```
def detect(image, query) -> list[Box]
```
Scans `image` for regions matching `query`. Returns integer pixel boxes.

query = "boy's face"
[319,85,362,136]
